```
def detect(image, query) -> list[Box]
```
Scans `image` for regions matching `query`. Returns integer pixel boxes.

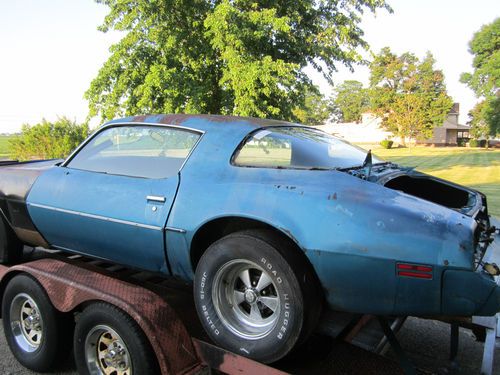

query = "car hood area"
[340,162,496,271]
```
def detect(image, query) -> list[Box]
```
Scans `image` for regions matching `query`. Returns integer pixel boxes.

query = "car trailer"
[0,249,498,375]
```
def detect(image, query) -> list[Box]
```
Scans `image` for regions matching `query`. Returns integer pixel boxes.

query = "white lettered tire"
[194,229,320,363]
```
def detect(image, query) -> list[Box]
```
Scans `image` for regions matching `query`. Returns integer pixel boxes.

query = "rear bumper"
[442,225,500,316]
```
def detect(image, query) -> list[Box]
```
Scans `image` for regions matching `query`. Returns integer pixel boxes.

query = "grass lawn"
[366,146,500,219]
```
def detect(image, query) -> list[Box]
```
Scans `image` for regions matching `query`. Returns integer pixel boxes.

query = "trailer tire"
[2,274,70,372]
[74,302,159,375]
[0,215,23,264]
[194,229,318,363]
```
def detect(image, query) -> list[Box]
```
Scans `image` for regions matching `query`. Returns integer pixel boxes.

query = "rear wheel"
[73,302,159,375]
[2,274,71,372]
[0,216,23,264]
[194,229,321,363]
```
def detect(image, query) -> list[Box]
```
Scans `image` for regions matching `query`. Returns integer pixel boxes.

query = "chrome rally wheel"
[213,260,280,339]
[2,274,69,372]
[10,293,44,352]
[74,303,159,375]
[85,325,131,375]
[194,229,322,363]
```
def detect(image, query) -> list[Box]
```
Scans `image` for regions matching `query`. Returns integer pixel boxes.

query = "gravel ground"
[0,316,498,374]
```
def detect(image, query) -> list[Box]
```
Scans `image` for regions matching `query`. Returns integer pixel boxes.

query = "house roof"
[441,119,470,130]
[449,103,460,115]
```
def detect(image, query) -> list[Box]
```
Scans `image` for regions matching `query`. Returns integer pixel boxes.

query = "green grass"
[367,146,500,218]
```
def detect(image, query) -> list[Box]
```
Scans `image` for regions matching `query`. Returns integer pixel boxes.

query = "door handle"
[147,195,166,203]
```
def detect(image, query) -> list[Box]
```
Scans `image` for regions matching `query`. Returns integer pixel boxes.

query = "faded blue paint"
[27,167,178,273]
[24,114,500,317]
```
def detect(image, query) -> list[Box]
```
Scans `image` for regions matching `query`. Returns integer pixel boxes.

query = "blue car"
[0,114,499,363]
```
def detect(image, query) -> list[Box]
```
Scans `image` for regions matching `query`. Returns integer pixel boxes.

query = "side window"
[233,130,292,167]
[66,126,200,179]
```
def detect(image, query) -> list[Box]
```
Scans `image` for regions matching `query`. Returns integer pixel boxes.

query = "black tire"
[2,274,70,372]
[0,215,23,264]
[74,302,159,375]
[194,229,322,363]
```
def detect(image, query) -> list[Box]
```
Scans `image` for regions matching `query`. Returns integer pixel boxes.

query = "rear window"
[233,127,379,169]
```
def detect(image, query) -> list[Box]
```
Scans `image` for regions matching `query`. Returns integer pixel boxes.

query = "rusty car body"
[0,114,498,362]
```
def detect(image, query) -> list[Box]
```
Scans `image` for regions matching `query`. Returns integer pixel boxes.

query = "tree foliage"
[331,80,369,122]
[369,47,453,144]
[467,101,489,140]
[460,17,500,138]
[87,0,391,122]
[9,117,89,161]
[291,86,331,126]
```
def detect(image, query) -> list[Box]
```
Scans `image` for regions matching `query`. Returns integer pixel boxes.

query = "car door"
[27,124,201,273]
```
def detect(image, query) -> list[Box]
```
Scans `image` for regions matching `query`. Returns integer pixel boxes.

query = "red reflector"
[397,264,414,270]
[396,263,433,279]
[398,271,433,279]
[397,264,433,273]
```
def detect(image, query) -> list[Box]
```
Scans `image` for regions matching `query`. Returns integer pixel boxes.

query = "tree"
[9,117,89,161]
[369,48,453,145]
[467,101,489,140]
[331,80,369,122]
[460,17,500,138]
[86,0,391,123]
[292,86,330,125]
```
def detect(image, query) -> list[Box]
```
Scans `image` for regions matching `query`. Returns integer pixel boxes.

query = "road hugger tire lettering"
[194,229,321,363]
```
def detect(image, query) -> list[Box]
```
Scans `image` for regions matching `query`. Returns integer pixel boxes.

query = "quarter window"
[233,127,380,169]
[66,126,200,178]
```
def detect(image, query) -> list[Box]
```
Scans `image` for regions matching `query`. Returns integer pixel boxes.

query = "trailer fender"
[0,259,203,375]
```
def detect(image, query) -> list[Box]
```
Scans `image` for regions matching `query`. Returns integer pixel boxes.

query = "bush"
[9,117,89,161]
[469,139,487,148]
[380,139,394,149]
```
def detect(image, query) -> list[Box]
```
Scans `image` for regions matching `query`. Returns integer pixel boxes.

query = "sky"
[0,0,499,133]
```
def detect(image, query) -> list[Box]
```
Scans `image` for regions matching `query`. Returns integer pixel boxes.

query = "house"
[317,103,470,145]
[417,103,470,146]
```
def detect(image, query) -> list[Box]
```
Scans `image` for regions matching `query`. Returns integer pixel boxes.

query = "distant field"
[0,135,13,159]
[368,146,500,218]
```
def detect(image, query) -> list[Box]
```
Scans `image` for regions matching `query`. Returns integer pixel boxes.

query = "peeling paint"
[335,204,353,218]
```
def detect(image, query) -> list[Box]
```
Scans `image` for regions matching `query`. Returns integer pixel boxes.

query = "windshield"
[233,127,381,170]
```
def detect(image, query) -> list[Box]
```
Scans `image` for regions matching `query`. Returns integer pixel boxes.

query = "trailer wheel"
[2,274,69,372]
[194,229,320,363]
[0,216,23,264]
[74,302,159,375]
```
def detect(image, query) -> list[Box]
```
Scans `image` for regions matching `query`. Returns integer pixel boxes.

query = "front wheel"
[194,230,319,363]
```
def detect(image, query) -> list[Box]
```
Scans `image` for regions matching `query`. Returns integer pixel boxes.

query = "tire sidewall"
[1,274,58,372]
[194,234,304,363]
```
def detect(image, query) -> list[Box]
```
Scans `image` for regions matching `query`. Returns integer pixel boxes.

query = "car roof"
[105,114,299,133]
